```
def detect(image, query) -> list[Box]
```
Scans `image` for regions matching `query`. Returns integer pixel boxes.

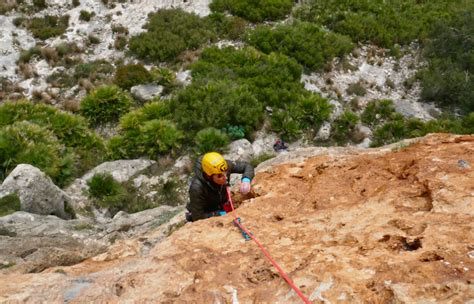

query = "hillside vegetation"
[1,0,473,196]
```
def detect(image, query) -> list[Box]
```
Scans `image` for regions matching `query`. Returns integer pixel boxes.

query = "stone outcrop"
[65,159,157,214]
[1,164,72,220]
[0,206,185,274]
[0,134,472,302]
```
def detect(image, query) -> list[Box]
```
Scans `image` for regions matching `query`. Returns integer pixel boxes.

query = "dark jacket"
[186,156,254,221]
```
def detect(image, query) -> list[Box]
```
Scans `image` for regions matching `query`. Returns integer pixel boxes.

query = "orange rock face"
[1,133,473,303]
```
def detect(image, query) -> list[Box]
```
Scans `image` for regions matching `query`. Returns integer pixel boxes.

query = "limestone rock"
[224,139,254,162]
[351,123,373,143]
[80,159,156,183]
[315,121,332,141]
[1,164,72,220]
[0,134,472,303]
[131,84,163,102]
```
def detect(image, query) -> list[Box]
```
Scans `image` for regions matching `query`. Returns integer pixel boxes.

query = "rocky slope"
[0,133,472,303]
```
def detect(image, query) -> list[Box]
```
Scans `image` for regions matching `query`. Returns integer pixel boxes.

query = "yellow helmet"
[202,152,228,176]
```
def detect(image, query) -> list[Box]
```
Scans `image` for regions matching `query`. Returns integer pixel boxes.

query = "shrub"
[270,109,302,141]
[361,99,396,127]
[18,46,42,64]
[346,81,367,96]
[88,34,101,45]
[169,79,264,138]
[331,110,360,144]
[371,117,408,147]
[129,8,216,63]
[79,10,94,22]
[27,15,69,40]
[149,67,179,93]
[114,64,152,90]
[191,46,303,108]
[294,0,463,48]
[138,119,184,157]
[0,1,18,14]
[246,21,353,70]
[80,85,134,126]
[462,112,474,133]
[222,125,245,140]
[114,35,127,50]
[32,0,47,9]
[87,173,127,213]
[421,8,474,114]
[0,100,105,183]
[55,42,80,57]
[207,13,247,40]
[210,0,293,22]
[72,0,80,7]
[0,193,21,217]
[107,101,182,159]
[271,93,332,140]
[0,121,74,185]
[73,60,114,81]
[194,127,230,154]
[87,172,122,200]
[250,152,276,168]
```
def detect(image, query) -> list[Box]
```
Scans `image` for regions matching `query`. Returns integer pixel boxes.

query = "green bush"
[421,8,474,114]
[180,46,334,142]
[0,193,21,217]
[87,173,128,213]
[191,46,303,108]
[32,0,47,9]
[169,80,264,139]
[27,15,69,40]
[195,127,230,154]
[149,67,180,93]
[129,8,216,63]
[79,10,95,21]
[138,119,184,157]
[222,125,245,140]
[80,85,134,126]
[270,109,301,141]
[0,100,105,184]
[18,46,42,64]
[250,152,276,168]
[210,0,293,22]
[346,81,367,96]
[114,64,152,90]
[271,93,332,141]
[294,0,462,48]
[371,112,473,147]
[107,101,182,159]
[0,121,74,185]
[87,172,121,200]
[86,172,181,214]
[371,116,407,147]
[246,21,353,70]
[73,60,114,81]
[331,110,360,144]
[207,13,248,40]
[361,99,396,127]
[462,112,474,133]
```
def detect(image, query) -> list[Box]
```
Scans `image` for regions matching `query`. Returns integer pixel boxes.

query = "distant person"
[273,139,288,152]
[186,152,254,222]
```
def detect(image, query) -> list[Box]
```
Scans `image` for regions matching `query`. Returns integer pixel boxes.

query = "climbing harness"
[225,187,312,304]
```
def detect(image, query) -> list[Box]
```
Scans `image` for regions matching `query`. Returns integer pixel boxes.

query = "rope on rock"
[226,186,312,304]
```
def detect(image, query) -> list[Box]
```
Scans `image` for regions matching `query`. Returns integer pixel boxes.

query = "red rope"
[226,187,312,304]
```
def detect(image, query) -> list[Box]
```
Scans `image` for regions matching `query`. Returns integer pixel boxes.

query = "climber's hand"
[240,177,251,194]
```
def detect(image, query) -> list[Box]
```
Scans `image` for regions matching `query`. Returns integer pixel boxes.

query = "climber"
[185,152,254,222]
